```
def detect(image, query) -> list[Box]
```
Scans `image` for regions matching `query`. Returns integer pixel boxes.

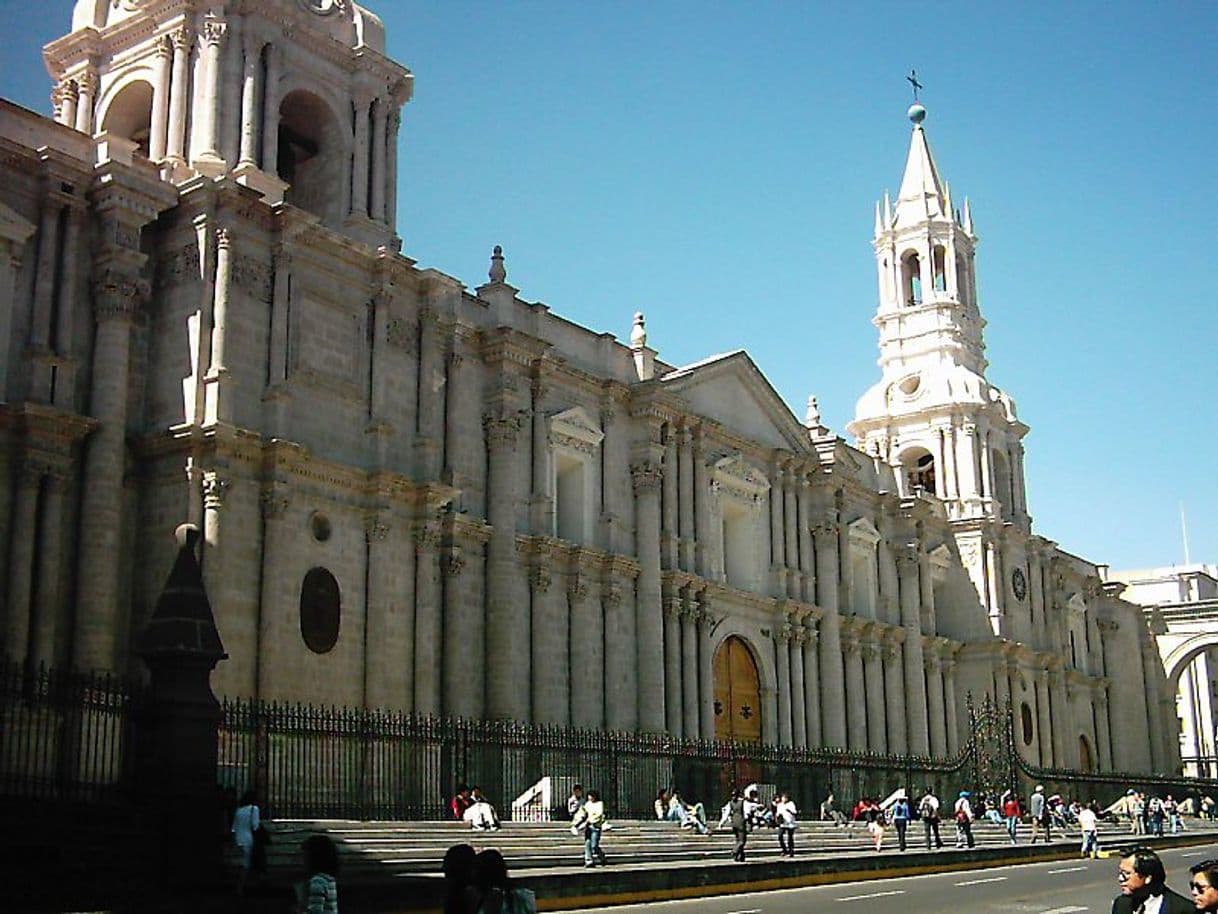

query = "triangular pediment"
[0,200,35,246]
[660,351,809,452]
[549,405,603,449]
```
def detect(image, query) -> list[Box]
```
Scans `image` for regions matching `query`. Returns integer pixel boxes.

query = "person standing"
[573,790,608,868]
[1002,790,1021,845]
[718,789,751,862]
[1164,794,1182,835]
[1188,858,1218,913]
[919,788,943,849]
[298,834,340,914]
[1030,785,1052,844]
[1111,845,1192,913]
[891,791,912,852]
[232,789,261,896]
[953,791,975,849]
[775,793,798,857]
[567,785,585,820]
[1079,801,1101,859]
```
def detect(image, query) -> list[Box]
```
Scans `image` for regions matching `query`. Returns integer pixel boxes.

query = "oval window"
[1021,702,1034,746]
[300,567,341,654]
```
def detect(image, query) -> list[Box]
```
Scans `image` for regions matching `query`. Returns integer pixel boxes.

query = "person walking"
[718,789,751,862]
[775,793,798,857]
[232,789,262,896]
[891,791,912,852]
[919,788,943,849]
[953,791,975,849]
[865,798,886,852]
[574,790,608,868]
[567,784,585,820]
[1030,785,1052,844]
[1079,801,1100,859]
[1002,790,1021,845]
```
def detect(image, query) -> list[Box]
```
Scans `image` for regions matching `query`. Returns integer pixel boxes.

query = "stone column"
[697,596,716,741]
[632,461,665,732]
[412,520,442,715]
[790,625,808,747]
[442,544,478,718]
[58,80,79,129]
[681,598,699,739]
[1049,668,1069,766]
[662,590,683,738]
[196,13,227,164]
[485,414,525,720]
[661,434,678,569]
[531,558,568,726]
[693,429,710,577]
[956,421,978,502]
[370,98,388,222]
[925,648,948,758]
[167,29,192,164]
[219,15,242,166]
[350,92,372,218]
[261,43,281,172]
[4,465,40,663]
[814,521,846,747]
[775,621,793,747]
[878,525,899,625]
[769,464,785,588]
[30,199,62,356]
[882,633,907,754]
[74,271,143,672]
[978,426,993,500]
[385,108,401,232]
[862,633,886,754]
[51,207,82,407]
[943,657,960,756]
[569,575,602,728]
[897,545,930,755]
[414,310,442,478]
[1029,550,1045,647]
[237,32,262,167]
[150,36,172,161]
[1035,669,1052,766]
[783,471,799,598]
[208,227,232,374]
[529,377,550,531]
[443,348,468,486]
[842,625,867,752]
[75,70,96,134]
[1094,689,1113,772]
[199,469,231,663]
[255,486,290,698]
[802,621,822,746]
[796,472,814,602]
[678,428,695,571]
[602,573,636,731]
[364,512,411,713]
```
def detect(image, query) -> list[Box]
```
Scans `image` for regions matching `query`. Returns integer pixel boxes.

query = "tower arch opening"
[901,250,922,306]
[991,448,1012,516]
[932,245,947,292]
[277,89,346,225]
[900,446,937,496]
[99,79,153,156]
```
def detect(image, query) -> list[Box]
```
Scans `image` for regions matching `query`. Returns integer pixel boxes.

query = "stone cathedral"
[0,1,1180,775]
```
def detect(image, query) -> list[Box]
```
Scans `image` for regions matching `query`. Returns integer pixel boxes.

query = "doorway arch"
[713,636,762,743]
[1079,734,1094,773]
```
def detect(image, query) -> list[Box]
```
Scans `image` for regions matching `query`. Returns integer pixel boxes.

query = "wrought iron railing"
[0,659,142,803]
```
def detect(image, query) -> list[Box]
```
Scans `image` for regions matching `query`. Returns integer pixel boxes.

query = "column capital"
[171,26,194,52]
[567,574,590,602]
[259,488,290,519]
[483,412,523,451]
[200,12,227,47]
[58,78,80,103]
[202,470,230,509]
[529,564,552,593]
[924,654,941,673]
[92,269,148,321]
[630,460,663,493]
[364,512,391,543]
[601,581,623,606]
[413,519,443,552]
[662,595,682,620]
[840,630,860,655]
[882,641,901,663]
[774,623,793,645]
[895,542,920,570]
[1097,618,1120,635]
[155,33,173,58]
[385,318,416,352]
[802,626,819,647]
[811,521,838,539]
[76,69,98,96]
[860,640,879,662]
[441,549,465,578]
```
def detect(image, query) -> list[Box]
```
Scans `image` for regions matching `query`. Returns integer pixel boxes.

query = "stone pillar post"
[602,571,637,731]
[956,421,978,502]
[662,589,682,738]
[882,633,907,754]
[569,575,602,728]
[1049,667,1068,766]
[255,486,289,698]
[632,461,665,732]
[196,14,227,165]
[207,227,232,374]
[30,199,62,354]
[1034,669,1052,767]
[802,621,822,746]
[74,270,144,672]
[4,465,40,663]
[678,427,695,571]
[761,687,778,746]
[58,80,79,129]
[919,541,936,634]
[661,433,677,569]
[978,426,993,500]
[769,464,785,590]
[862,633,886,753]
[51,207,82,407]
[261,43,281,172]
[925,648,947,758]
[692,429,709,577]
[681,597,699,739]
[412,520,442,715]
[199,469,230,664]
[485,414,525,720]
[529,376,550,530]
[1029,550,1045,647]
[237,32,262,167]
[943,657,960,756]
[897,544,930,755]
[790,624,807,746]
[363,512,411,712]
[442,544,478,718]
[167,29,192,165]
[219,15,242,166]
[150,36,172,161]
[697,595,716,740]
[878,522,899,625]
[386,108,401,232]
[783,470,799,598]
[443,347,467,486]
[814,521,846,747]
[1094,688,1113,772]
[75,70,96,134]
[370,98,388,222]
[530,557,568,726]
[414,310,442,478]
[842,624,867,752]
[775,620,793,747]
[993,657,1010,710]
[350,92,371,218]
[796,471,814,602]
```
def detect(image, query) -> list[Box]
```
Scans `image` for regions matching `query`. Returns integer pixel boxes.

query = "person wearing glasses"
[1188,860,1218,913]
[1112,845,1193,914]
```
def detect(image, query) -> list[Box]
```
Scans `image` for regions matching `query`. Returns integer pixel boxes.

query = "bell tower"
[847,102,1030,533]
[43,0,412,247]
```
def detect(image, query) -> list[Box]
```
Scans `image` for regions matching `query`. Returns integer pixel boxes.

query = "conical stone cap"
[135,524,227,662]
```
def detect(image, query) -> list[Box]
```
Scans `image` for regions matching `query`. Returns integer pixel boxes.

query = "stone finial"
[805,395,821,429]
[629,311,647,349]
[135,523,226,663]
[488,244,506,284]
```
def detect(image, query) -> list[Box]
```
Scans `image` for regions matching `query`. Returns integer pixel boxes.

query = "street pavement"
[572,845,1218,913]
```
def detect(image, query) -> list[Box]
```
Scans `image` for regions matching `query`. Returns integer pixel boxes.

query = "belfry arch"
[277,89,347,226]
[99,78,154,156]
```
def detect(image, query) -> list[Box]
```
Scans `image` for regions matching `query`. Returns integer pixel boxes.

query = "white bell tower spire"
[847,102,1030,532]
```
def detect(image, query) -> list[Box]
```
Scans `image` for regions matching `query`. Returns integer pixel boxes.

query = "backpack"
[918,796,937,820]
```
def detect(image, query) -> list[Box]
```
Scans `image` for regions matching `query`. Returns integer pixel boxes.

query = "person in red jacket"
[451,784,473,821]
[1001,790,1022,844]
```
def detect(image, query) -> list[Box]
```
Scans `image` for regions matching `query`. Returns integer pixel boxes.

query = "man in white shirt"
[1078,801,1100,858]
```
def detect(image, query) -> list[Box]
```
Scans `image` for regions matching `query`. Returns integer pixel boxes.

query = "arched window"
[901,251,922,306]
[991,449,1012,516]
[902,448,937,496]
[100,79,154,157]
[1021,702,1034,745]
[1078,735,1094,773]
[278,90,346,225]
[300,567,341,654]
[932,245,947,292]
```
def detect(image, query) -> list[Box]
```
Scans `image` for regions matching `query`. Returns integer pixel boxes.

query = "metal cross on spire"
[907,69,923,101]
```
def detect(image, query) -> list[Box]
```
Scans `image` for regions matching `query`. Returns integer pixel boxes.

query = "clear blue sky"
[3,1,1215,573]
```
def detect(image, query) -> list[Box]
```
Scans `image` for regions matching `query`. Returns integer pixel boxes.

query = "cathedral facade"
[0,0,1178,775]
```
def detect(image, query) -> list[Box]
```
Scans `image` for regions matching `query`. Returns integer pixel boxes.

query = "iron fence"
[0,659,143,803]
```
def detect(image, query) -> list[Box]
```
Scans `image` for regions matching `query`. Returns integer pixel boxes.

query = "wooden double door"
[712,636,761,744]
